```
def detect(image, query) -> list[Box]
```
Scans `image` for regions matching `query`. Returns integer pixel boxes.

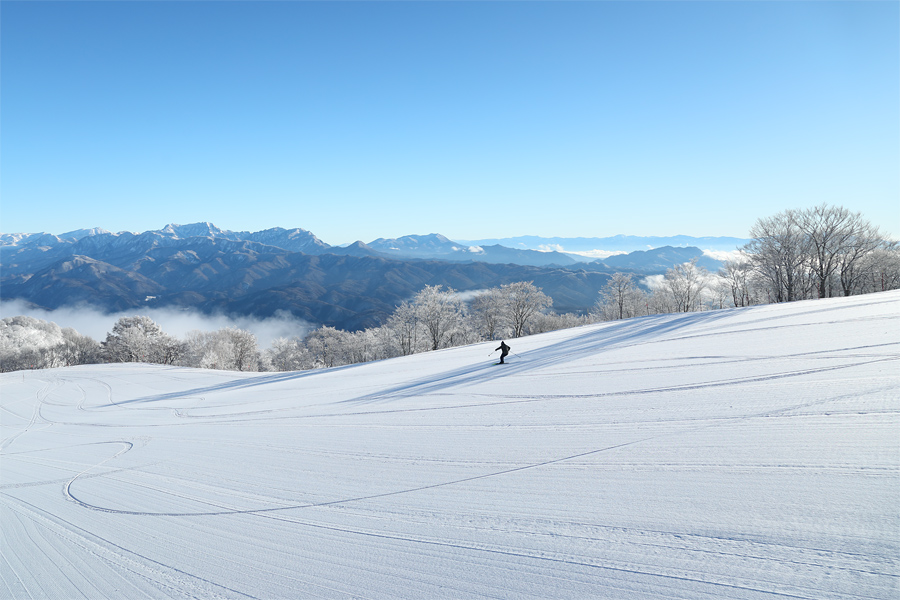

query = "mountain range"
[1,223,738,330]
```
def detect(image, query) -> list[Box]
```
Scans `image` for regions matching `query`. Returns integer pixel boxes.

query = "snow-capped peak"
[58,228,111,241]
[159,222,231,239]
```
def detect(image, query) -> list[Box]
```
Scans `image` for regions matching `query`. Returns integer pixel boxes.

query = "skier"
[495,341,510,364]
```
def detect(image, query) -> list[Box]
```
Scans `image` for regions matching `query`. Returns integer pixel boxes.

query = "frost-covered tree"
[304,326,349,368]
[1,317,102,372]
[471,288,509,340]
[412,285,467,351]
[663,259,708,313]
[595,273,647,321]
[371,325,403,361]
[181,327,259,371]
[222,327,260,371]
[60,327,102,366]
[1,316,64,371]
[386,300,424,356]
[502,281,552,338]
[103,316,182,364]
[345,328,393,365]
[183,330,216,369]
[707,278,733,310]
[530,312,590,334]
[646,286,675,315]
[265,336,309,371]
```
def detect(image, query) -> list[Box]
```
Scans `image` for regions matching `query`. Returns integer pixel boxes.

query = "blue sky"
[2,1,897,244]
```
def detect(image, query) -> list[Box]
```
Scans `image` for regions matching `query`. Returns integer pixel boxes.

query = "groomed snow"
[2,292,898,599]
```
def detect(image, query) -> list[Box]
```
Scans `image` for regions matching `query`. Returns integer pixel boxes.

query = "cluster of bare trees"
[594,205,898,321]
[593,258,714,320]
[724,204,897,305]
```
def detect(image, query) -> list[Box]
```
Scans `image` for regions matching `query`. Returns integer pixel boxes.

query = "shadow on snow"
[342,310,736,406]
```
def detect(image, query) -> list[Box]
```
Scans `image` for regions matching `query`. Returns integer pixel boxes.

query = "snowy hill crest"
[1,292,897,599]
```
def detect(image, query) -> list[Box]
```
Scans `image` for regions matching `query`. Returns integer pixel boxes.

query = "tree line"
[1,282,576,373]
[3,205,896,374]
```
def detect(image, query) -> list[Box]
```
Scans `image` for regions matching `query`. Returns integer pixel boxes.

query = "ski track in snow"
[2,292,899,599]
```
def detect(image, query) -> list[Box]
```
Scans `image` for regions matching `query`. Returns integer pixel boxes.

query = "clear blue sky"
[2,1,897,244]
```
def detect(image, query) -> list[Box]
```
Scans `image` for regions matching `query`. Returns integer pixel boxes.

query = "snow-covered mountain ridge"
[0,222,731,331]
[0,229,616,330]
[1,222,330,255]
[1,222,743,260]
[1,222,734,276]
[2,291,897,599]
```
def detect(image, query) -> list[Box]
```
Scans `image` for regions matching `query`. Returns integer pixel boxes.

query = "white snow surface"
[2,292,898,600]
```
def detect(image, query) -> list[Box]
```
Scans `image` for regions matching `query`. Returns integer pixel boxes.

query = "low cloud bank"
[452,289,491,302]
[702,249,745,262]
[0,300,312,348]
[555,249,628,260]
[641,274,666,290]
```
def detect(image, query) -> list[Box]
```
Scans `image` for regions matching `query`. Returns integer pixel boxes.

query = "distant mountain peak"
[159,222,229,239]
[368,233,456,252]
[244,227,330,253]
[58,228,110,241]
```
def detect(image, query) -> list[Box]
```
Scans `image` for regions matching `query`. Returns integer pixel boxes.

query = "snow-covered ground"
[2,292,898,600]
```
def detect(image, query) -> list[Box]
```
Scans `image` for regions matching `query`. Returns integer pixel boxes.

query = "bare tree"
[834,224,893,297]
[745,210,812,302]
[745,205,892,302]
[852,246,900,294]
[798,204,884,298]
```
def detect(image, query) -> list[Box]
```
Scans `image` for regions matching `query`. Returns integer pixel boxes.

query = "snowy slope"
[2,292,898,600]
